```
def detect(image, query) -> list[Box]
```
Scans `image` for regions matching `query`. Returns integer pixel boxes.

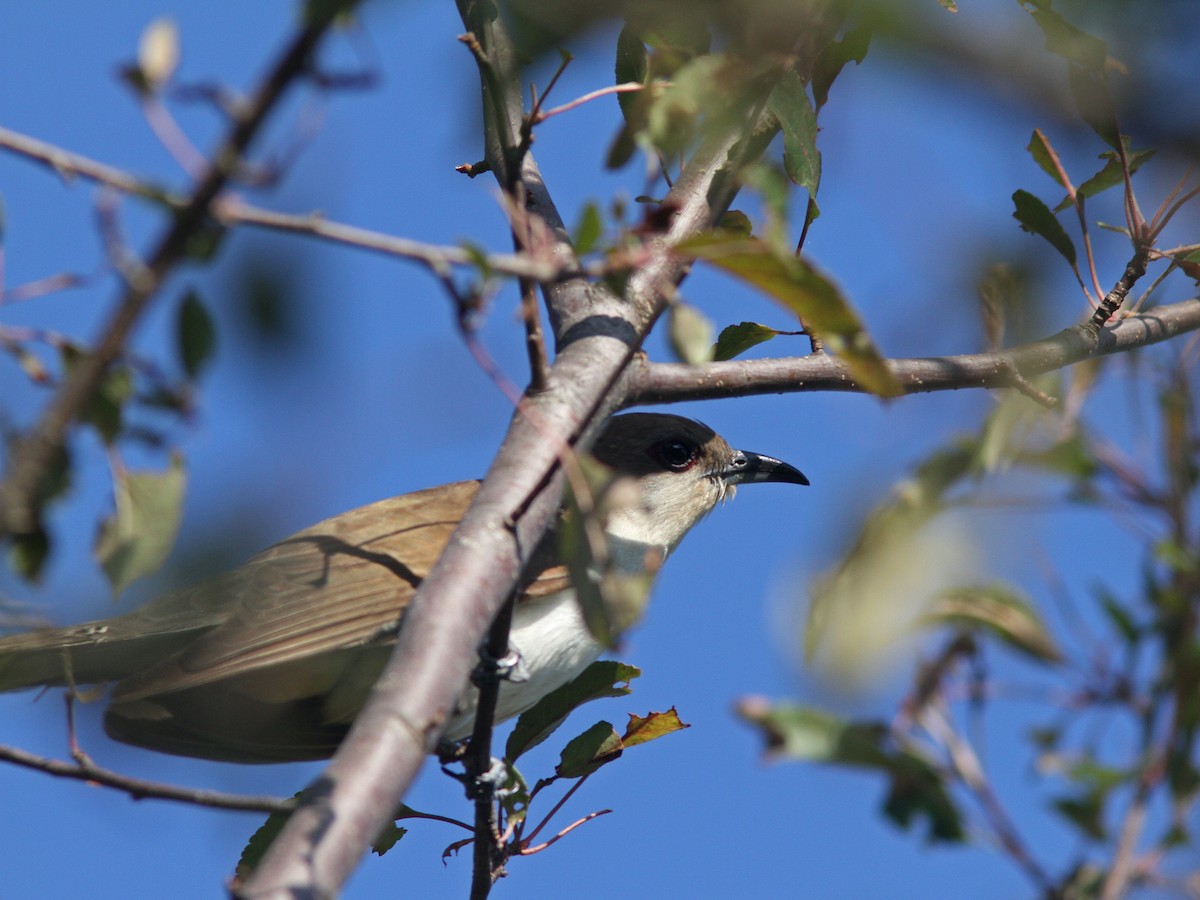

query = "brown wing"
[111,480,570,704]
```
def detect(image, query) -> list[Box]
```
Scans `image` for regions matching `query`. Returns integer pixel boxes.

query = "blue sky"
[0,2,1192,897]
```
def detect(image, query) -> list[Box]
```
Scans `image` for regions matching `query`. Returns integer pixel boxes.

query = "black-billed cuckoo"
[0,414,806,763]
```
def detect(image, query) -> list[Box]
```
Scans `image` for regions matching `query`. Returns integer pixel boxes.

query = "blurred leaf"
[620,707,688,748]
[177,290,217,379]
[717,209,753,237]
[740,162,792,248]
[1022,1,1108,72]
[978,387,1046,474]
[556,720,623,778]
[60,344,134,445]
[1052,791,1107,841]
[572,202,603,254]
[94,454,186,596]
[736,700,964,842]
[680,235,901,397]
[137,17,180,91]
[643,52,762,159]
[560,462,661,647]
[812,25,870,110]
[668,301,715,365]
[1094,587,1139,645]
[712,321,780,361]
[1012,189,1077,266]
[926,584,1062,664]
[506,660,640,762]
[1016,433,1098,483]
[9,529,50,583]
[767,70,820,196]
[1067,64,1118,148]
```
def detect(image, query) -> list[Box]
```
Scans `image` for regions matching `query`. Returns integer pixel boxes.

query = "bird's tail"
[0,616,203,693]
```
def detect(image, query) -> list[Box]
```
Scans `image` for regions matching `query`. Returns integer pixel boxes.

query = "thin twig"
[533,83,645,124]
[0,2,360,539]
[0,742,292,813]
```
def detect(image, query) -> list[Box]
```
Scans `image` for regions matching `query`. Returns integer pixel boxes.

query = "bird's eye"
[651,439,697,471]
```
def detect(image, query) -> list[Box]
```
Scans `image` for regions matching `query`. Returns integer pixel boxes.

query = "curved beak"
[722,450,809,487]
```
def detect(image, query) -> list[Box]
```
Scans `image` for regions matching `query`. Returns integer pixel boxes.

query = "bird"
[0,413,807,763]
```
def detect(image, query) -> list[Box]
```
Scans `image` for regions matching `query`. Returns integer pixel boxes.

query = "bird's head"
[590,413,808,552]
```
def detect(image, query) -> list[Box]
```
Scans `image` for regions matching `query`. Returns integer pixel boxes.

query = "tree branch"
[0,742,291,814]
[236,0,802,892]
[627,298,1200,405]
[0,0,360,539]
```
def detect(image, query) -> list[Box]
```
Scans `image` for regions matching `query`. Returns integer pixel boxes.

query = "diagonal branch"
[236,1,816,894]
[0,0,361,539]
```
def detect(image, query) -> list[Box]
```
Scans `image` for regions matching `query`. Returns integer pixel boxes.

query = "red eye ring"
[652,439,696,471]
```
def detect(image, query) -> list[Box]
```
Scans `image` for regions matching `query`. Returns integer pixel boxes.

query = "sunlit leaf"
[926,584,1062,664]
[506,660,640,762]
[679,235,901,397]
[94,454,187,596]
[572,202,603,254]
[736,699,965,842]
[712,321,780,361]
[620,707,688,747]
[668,302,715,365]
[556,720,623,778]
[138,17,180,91]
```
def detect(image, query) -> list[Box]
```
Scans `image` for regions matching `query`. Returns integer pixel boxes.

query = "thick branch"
[0,2,357,538]
[237,8,792,898]
[627,299,1200,404]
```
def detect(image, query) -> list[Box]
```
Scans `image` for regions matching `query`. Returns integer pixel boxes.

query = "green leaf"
[1012,189,1077,266]
[60,344,135,445]
[9,529,50,583]
[1052,791,1107,841]
[614,26,647,122]
[767,70,820,196]
[680,235,902,397]
[177,290,217,379]
[559,462,660,647]
[572,202,603,254]
[926,584,1062,664]
[1094,587,1139,645]
[371,824,407,856]
[1026,130,1068,189]
[712,321,780,361]
[1022,1,1108,71]
[94,454,187,595]
[556,720,623,778]
[736,700,964,842]
[506,660,640,762]
[812,25,871,110]
[668,302,715,365]
[1054,145,1157,212]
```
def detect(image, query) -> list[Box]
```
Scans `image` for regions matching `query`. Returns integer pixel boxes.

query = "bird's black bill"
[723,450,809,486]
